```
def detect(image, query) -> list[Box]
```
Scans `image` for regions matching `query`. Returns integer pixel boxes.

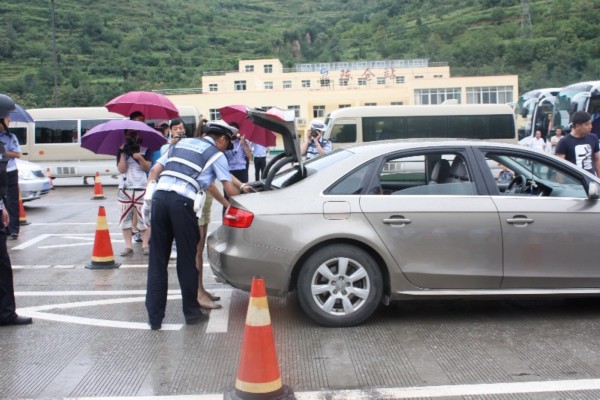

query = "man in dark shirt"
[556,111,600,176]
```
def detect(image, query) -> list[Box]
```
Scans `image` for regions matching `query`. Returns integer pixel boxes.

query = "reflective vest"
[159,138,221,193]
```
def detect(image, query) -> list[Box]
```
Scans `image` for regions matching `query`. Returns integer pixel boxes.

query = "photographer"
[301,119,332,159]
[117,129,152,256]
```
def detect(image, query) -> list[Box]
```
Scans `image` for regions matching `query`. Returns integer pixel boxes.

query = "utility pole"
[50,0,60,106]
[521,0,532,38]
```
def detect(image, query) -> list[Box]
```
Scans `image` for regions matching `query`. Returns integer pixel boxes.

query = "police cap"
[0,94,16,119]
[204,120,238,139]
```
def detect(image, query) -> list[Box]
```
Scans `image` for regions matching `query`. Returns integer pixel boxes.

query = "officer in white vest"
[144,120,252,330]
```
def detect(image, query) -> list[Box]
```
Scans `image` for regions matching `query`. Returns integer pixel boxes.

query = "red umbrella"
[105,91,179,120]
[219,105,277,147]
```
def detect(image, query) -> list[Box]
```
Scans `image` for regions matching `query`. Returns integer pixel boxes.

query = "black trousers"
[254,156,267,181]
[6,170,18,235]
[145,191,201,325]
[0,218,17,323]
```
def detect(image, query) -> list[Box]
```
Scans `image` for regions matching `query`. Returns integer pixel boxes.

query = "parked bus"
[551,81,600,138]
[323,104,517,145]
[8,105,201,179]
[514,87,561,144]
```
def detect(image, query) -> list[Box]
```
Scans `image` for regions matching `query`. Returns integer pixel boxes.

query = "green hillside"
[1,0,599,107]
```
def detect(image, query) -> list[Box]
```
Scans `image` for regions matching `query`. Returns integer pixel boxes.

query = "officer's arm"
[148,162,164,182]
[207,184,230,208]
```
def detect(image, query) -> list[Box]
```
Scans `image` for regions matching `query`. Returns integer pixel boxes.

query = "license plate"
[43,182,51,190]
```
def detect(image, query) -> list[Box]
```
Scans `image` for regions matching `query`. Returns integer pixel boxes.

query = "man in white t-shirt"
[528,130,547,153]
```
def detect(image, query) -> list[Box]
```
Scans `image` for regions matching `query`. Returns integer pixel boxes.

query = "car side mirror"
[588,182,600,199]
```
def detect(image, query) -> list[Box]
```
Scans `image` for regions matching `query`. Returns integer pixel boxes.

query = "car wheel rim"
[310,256,370,316]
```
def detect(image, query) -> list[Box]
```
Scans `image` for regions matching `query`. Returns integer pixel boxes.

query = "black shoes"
[185,313,208,325]
[0,315,32,326]
[149,323,161,331]
[9,233,18,240]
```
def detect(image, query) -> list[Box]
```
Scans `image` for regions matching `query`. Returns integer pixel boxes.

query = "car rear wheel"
[297,244,382,327]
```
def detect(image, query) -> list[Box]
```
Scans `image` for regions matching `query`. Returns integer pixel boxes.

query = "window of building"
[339,104,351,109]
[313,105,325,118]
[302,80,311,88]
[208,84,218,92]
[264,81,274,90]
[365,102,377,106]
[288,105,300,118]
[358,78,367,86]
[396,76,405,84]
[391,101,404,105]
[377,77,386,85]
[234,80,247,91]
[264,64,273,73]
[434,74,443,78]
[245,65,254,72]
[339,79,349,87]
[414,88,461,105]
[320,79,331,87]
[415,75,424,79]
[210,108,220,120]
[283,80,292,89]
[466,86,514,104]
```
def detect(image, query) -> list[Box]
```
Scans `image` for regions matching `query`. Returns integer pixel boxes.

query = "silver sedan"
[208,109,600,327]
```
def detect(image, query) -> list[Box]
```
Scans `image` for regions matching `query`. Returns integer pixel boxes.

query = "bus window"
[81,119,114,138]
[35,120,78,144]
[330,124,357,143]
[489,115,516,139]
[8,127,27,145]
[406,116,447,138]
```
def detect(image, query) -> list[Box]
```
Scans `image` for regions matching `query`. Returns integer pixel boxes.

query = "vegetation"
[2,0,600,107]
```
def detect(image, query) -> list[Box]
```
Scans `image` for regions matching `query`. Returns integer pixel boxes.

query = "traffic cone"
[18,191,30,226]
[85,206,120,269]
[91,172,105,200]
[225,277,293,400]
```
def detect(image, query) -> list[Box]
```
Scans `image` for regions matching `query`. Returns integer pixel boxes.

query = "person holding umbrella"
[117,129,152,256]
[0,94,31,326]
[144,120,253,330]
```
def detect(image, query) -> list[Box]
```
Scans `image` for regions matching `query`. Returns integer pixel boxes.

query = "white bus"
[323,104,518,145]
[551,81,600,138]
[514,87,561,144]
[8,105,201,179]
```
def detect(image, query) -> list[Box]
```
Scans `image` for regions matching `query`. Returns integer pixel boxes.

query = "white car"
[17,159,52,202]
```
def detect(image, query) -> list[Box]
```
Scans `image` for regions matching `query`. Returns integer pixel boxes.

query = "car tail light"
[224,206,254,228]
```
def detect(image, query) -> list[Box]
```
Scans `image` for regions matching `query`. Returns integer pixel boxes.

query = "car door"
[359,149,503,289]
[476,147,600,288]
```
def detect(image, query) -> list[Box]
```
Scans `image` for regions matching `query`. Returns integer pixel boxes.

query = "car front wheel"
[297,244,383,327]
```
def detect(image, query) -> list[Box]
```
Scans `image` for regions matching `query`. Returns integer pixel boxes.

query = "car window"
[328,161,379,195]
[483,152,588,198]
[377,152,477,196]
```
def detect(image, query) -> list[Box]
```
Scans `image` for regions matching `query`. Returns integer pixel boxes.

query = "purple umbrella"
[10,104,34,123]
[81,119,167,156]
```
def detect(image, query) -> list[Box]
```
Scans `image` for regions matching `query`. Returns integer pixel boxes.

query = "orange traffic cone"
[91,172,105,200]
[85,206,120,269]
[225,277,293,400]
[18,191,30,226]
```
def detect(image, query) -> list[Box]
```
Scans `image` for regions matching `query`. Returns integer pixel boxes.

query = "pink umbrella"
[81,119,168,156]
[219,105,277,147]
[105,91,179,120]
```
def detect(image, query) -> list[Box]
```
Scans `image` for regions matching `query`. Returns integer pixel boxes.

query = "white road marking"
[15,289,232,331]
[61,378,600,399]
[11,233,52,250]
[12,233,124,250]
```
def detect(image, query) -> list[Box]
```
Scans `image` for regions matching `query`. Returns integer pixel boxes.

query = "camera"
[310,129,319,137]
[123,137,141,155]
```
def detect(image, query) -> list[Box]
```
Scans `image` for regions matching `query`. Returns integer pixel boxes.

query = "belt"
[254,156,267,158]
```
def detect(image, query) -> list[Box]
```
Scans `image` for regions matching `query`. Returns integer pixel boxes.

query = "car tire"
[297,244,383,327]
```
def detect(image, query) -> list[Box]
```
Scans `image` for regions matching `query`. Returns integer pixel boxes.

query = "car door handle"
[383,216,412,226]
[506,216,534,225]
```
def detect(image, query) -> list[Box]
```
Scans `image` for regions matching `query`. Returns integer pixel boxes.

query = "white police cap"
[309,119,327,131]
[204,120,239,138]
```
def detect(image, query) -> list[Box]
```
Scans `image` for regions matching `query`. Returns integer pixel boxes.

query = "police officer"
[301,119,333,159]
[0,94,32,326]
[144,120,252,330]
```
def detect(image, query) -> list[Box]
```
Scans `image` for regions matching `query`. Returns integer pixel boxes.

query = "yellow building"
[164,58,518,145]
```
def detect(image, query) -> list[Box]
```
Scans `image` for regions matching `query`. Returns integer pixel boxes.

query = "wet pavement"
[3,185,600,399]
